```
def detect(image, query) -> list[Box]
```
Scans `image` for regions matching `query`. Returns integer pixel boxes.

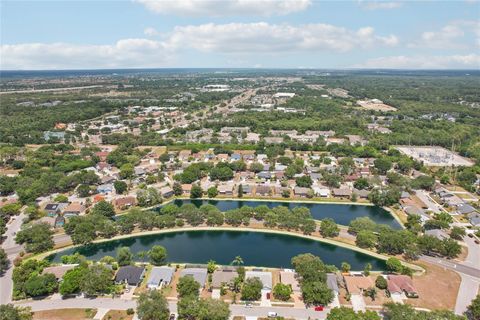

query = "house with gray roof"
[115,266,145,286]
[180,268,208,288]
[245,271,272,290]
[147,266,175,289]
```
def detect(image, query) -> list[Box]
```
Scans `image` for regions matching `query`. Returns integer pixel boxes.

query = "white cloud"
[144,27,160,36]
[409,20,480,49]
[0,39,172,70]
[359,1,403,10]
[166,22,399,53]
[356,54,480,69]
[136,0,311,16]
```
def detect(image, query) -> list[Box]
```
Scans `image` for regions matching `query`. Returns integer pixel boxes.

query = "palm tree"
[231,255,244,266]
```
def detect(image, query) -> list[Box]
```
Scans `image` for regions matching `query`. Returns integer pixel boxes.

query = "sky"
[1,0,479,70]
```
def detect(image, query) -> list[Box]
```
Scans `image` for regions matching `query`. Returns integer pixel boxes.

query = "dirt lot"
[406,261,461,310]
[102,310,133,320]
[33,308,96,320]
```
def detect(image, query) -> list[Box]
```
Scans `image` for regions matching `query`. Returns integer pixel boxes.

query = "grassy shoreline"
[34,225,422,273]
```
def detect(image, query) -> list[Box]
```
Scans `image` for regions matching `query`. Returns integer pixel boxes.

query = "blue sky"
[1,0,479,70]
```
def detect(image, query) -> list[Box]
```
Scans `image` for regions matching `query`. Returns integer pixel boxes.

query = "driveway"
[455,274,480,315]
[350,294,366,312]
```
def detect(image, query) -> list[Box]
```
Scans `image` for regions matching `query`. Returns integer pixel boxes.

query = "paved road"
[420,255,480,278]
[16,297,328,319]
[454,236,480,315]
[0,212,26,305]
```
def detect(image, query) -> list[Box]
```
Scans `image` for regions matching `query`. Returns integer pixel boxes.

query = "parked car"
[169,314,176,320]
[268,312,278,318]
[315,306,324,311]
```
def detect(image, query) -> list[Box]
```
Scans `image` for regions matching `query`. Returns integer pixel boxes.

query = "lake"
[49,230,387,270]
[159,199,401,229]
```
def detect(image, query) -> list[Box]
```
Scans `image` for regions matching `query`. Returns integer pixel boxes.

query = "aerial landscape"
[1,1,480,320]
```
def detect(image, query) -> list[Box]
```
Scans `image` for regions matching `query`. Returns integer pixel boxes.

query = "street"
[15,297,328,319]
[0,211,26,305]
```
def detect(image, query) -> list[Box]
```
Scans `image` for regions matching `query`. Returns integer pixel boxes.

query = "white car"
[268,311,278,318]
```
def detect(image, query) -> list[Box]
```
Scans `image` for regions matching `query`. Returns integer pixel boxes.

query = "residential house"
[256,185,271,196]
[115,266,145,286]
[245,271,272,291]
[344,275,374,296]
[42,265,77,280]
[332,187,353,198]
[279,270,300,292]
[97,183,114,194]
[160,186,174,198]
[44,203,67,217]
[218,183,234,195]
[147,266,175,289]
[387,275,418,298]
[63,203,85,217]
[294,187,310,197]
[211,269,238,289]
[180,268,208,288]
[182,184,192,195]
[113,196,137,210]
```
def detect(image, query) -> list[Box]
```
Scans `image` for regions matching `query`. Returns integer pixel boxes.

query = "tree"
[301,281,334,306]
[15,223,54,253]
[354,177,370,190]
[291,253,327,283]
[374,158,392,174]
[114,180,128,194]
[80,264,113,296]
[24,273,57,297]
[190,184,203,199]
[467,294,480,320]
[341,262,351,273]
[149,245,167,266]
[173,182,183,196]
[441,238,461,259]
[249,162,264,173]
[119,163,134,179]
[386,258,403,273]
[231,256,244,266]
[355,230,378,249]
[70,219,96,244]
[348,217,377,235]
[76,184,91,197]
[137,290,170,320]
[327,306,381,320]
[273,283,292,301]
[91,200,116,218]
[59,265,87,296]
[196,298,230,320]
[207,260,217,274]
[411,175,435,191]
[177,275,200,298]
[0,304,32,320]
[207,186,218,198]
[450,226,466,240]
[54,194,69,203]
[364,263,372,276]
[0,248,10,275]
[116,247,133,266]
[375,276,387,289]
[319,218,339,238]
[296,175,313,188]
[237,184,243,198]
[241,277,263,301]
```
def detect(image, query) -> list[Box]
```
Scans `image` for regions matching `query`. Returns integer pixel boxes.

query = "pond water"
[158,199,401,229]
[49,230,387,271]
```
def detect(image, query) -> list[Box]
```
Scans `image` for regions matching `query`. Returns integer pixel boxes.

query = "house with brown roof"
[211,269,238,289]
[256,185,271,196]
[387,275,418,298]
[332,187,353,198]
[279,271,300,292]
[344,275,374,295]
[182,184,192,195]
[63,202,85,217]
[113,196,137,209]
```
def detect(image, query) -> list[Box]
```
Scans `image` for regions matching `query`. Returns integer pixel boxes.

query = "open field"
[33,308,97,320]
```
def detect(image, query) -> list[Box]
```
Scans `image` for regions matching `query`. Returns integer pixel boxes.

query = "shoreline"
[36,225,422,272]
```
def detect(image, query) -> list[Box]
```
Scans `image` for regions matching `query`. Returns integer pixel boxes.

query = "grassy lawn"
[102,310,134,320]
[33,308,97,320]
